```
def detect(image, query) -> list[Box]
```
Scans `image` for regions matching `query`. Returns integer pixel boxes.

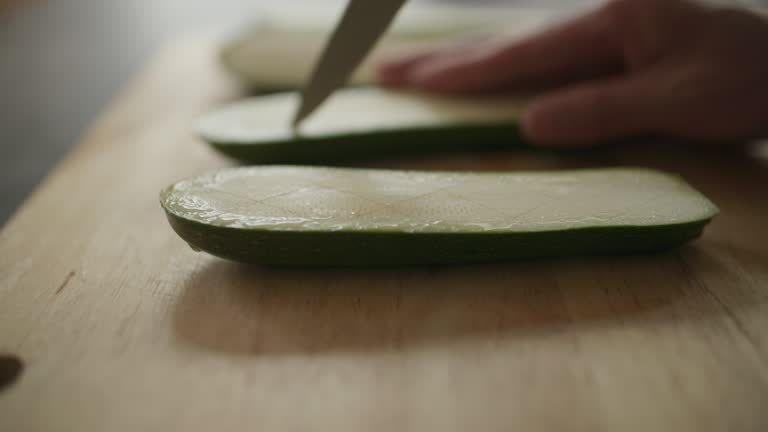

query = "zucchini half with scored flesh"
[197,88,528,164]
[160,166,718,267]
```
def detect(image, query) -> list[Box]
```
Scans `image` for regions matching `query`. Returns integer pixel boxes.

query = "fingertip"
[407,55,490,94]
[520,102,563,146]
[378,38,503,93]
[375,50,436,87]
[375,60,412,87]
[375,68,404,87]
[407,62,463,93]
[521,98,594,147]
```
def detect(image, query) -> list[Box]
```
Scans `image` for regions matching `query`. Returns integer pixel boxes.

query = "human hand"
[377,0,768,146]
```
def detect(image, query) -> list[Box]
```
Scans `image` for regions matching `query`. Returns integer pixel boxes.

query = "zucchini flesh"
[198,88,527,163]
[160,166,718,267]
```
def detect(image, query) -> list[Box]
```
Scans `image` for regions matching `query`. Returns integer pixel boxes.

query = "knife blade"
[292,0,408,127]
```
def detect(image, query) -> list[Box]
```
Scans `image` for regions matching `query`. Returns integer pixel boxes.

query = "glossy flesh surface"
[161,166,718,266]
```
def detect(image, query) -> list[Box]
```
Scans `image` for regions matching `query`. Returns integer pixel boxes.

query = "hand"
[377,0,768,146]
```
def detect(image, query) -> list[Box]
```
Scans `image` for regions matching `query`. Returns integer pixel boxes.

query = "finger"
[376,37,491,87]
[405,41,509,92]
[376,51,435,86]
[522,72,663,146]
[407,4,625,94]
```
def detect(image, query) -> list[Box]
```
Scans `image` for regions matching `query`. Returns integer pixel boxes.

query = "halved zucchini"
[161,166,718,267]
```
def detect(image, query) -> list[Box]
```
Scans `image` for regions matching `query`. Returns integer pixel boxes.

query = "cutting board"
[1,38,767,432]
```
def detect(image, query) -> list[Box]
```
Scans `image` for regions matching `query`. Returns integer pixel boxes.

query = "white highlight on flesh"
[163,166,719,234]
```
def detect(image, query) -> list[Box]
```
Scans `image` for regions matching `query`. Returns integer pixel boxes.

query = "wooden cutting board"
[1,37,767,432]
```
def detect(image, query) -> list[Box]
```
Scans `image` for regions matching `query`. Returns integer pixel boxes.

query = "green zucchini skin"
[208,124,525,165]
[160,166,717,267]
[163,211,710,267]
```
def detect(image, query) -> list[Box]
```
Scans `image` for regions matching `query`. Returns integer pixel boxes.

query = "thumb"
[522,72,663,146]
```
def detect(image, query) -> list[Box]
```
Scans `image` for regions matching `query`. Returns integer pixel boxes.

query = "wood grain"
[1,36,768,432]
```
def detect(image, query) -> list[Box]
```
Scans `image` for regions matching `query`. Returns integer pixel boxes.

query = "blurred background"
[0,0,764,225]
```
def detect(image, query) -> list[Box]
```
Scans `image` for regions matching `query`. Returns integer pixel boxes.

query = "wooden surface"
[1,37,768,432]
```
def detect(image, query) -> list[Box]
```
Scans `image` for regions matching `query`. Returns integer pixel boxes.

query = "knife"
[291,0,408,128]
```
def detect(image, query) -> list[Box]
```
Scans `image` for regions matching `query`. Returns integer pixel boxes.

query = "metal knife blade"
[291,0,408,127]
